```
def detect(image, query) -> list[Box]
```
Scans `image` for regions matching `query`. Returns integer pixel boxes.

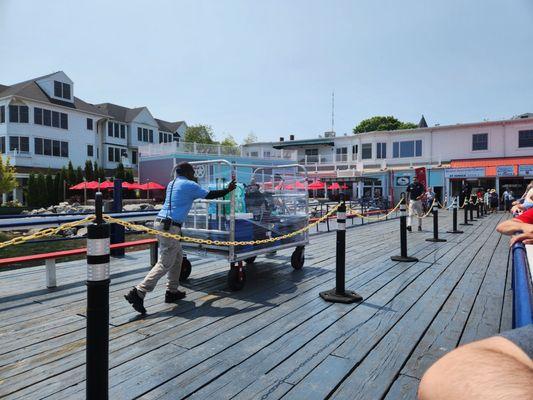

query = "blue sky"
[1,0,532,143]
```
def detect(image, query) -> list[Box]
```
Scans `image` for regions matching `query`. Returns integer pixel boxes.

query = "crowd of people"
[418,181,533,399]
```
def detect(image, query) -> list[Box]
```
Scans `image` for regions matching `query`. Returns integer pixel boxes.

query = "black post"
[326,204,330,232]
[361,202,365,225]
[476,201,481,218]
[110,179,125,257]
[426,202,447,242]
[86,192,110,400]
[460,200,473,226]
[320,195,363,303]
[447,197,464,234]
[391,195,419,262]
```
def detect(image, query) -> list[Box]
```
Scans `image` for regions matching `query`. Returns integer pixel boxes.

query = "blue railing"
[511,242,533,328]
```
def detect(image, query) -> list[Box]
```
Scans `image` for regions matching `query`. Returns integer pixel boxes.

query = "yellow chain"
[0,215,96,250]
[103,204,341,247]
[346,200,402,221]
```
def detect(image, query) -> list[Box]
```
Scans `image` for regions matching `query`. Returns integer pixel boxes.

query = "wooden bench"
[0,238,158,288]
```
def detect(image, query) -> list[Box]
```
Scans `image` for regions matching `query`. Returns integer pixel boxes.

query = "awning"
[273,138,335,149]
[451,156,533,177]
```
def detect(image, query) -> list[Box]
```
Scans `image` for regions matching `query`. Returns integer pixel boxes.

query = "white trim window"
[393,140,422,158]
[472,133,488,151]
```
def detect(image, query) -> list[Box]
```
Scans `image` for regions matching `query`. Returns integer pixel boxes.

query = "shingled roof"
[0,73,108,116]
[95,103,146,123]
[155,118,185,133]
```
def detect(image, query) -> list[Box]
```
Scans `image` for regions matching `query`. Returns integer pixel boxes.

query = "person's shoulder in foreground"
[418,324,533,400]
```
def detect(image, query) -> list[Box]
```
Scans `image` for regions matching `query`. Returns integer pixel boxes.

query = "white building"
[243,116,533,202]
[0,72,187,203]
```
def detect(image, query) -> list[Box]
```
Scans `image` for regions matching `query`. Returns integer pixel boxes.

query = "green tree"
[98,167,106,181]
[220,134,238,148]
[75,166,84,184]
[184,124,217,144]
[353,116,418,134]
[45,173,55,206]
[66,161,75,186]
[54,172,61,204]
[27,173,36,207]
[243,132,258,145]
[58,167,67,202]
[124,169,134,183]
[36,173,47,207]
[84,160,94,181]
[115,162,125,180]
[0,157,17,202]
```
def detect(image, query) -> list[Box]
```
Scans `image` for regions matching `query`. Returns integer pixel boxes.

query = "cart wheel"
[291,246,305,270]
[245,256,257,264]
[180,257,192,281]
[228,262,246,291]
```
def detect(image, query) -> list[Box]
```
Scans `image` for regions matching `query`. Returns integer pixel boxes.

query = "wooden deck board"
[0,211,512,400]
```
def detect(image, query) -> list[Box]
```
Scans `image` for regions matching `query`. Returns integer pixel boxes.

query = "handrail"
[511,242,533,328]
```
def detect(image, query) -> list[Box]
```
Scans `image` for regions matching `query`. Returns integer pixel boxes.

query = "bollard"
[447,198,464,234]
[86,192,110,400]
[391,196,419,262]
[476,201,481,219]
[320,195,363,303]
[426,202,447,242]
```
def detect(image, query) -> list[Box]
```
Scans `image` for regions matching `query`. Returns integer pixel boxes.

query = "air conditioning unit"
[324,131,336,138]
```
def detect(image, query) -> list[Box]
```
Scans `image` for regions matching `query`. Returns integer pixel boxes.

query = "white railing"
[139,141,297,161]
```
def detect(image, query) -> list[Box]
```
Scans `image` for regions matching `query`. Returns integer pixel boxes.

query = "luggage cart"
[174,159,309,290]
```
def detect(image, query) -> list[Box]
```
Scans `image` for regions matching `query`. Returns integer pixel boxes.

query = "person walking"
[502,188,512,212]
[125,162,236,315]
[406,176,425,232]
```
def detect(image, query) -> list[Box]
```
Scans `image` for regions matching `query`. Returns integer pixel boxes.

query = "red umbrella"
[341,184,349,190]
[122,182,142,190]
[294,181,306,189]
[69,181,99,190]
[308,180,325,190]
[328,182,341,190]
[99,180,114,189]
[285,184,294,190]
[139,181,166,190]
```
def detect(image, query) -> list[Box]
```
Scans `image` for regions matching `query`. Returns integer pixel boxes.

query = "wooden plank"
[383,374,420,400]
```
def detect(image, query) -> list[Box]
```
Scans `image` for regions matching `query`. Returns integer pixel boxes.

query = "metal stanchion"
[426,202,447,242]
[320,195,363,303]
[460,200,473,226]
[447,198,463,234]
[391,195,419,262]
[476,201,481,218]
[86,192,110,400]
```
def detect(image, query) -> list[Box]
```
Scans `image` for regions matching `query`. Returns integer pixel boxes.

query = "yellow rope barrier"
[346,200,402,221]
[0,215,96,250]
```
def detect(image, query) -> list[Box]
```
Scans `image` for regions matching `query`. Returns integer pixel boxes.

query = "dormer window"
[54,81,71,100]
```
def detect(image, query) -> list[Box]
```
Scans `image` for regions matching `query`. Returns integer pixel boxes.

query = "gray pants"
[407,200,423,228]
[136,220,183,298]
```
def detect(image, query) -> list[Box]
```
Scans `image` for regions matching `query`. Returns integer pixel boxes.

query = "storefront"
[445,157,533,204]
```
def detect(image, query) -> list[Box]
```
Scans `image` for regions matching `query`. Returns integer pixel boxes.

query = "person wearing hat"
[125,162,236,314]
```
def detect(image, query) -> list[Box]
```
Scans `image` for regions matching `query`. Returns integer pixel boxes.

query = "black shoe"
[418,226,422,231]
[406,226,412,232]
[124,287,147,315]
[165,290,186,303]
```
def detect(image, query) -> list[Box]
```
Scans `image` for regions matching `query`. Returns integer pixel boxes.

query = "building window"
[108,122,113,137]
[34,137,68,157]
[43,139,52,156]
[132,150,138,164]
[137,127,142,141]
[61,141,68,157]
[34,107,42,124]
[52,111,60,128]
[35,138,43,154]
[120,124,126,139]
[108,147,113,162]
[54,81,71,100]
[52,140,60,157]
[60,113,68,129]
[472,133,488,151]
[336,147,347,162]
[518,130,533,148]
[114,122,119,138]
[107,146,126,162]
[87,144,94,157]
[392,140,422,158]
[87,118,93,130]
[9,105,29,123]
[0,137,5,153]
[264,151,271,158]
[376,142,387,159]
[9,136,29,152]
[0,106,5,123]
[149,129,154,143]
[114,148,120,162]
[142,128,148,142]
[34,107,67,129]
[361,143,372,159]
[43,109,51,126]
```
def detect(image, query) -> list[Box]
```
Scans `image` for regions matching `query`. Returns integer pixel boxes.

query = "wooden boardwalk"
[0,211,512,399]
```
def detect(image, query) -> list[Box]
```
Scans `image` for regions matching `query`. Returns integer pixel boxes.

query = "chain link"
[103,203,341,247]
[346,200,402,221]
[0,215,96,250]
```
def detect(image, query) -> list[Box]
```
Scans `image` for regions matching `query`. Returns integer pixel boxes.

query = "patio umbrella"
[69,181,99,190]
[122,182,142,190]
[284,184,294,190]
[139,182,165,190]
[341,184,349,190]
[327,182,341,190]
[294,181,306,189]
[98,180,114,189]
[308,180,325,190]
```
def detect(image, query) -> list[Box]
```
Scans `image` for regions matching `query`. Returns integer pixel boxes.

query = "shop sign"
[496,166,515,177]
[444,168,485,178]
[395,176,411,186]
[518,165,533,176]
